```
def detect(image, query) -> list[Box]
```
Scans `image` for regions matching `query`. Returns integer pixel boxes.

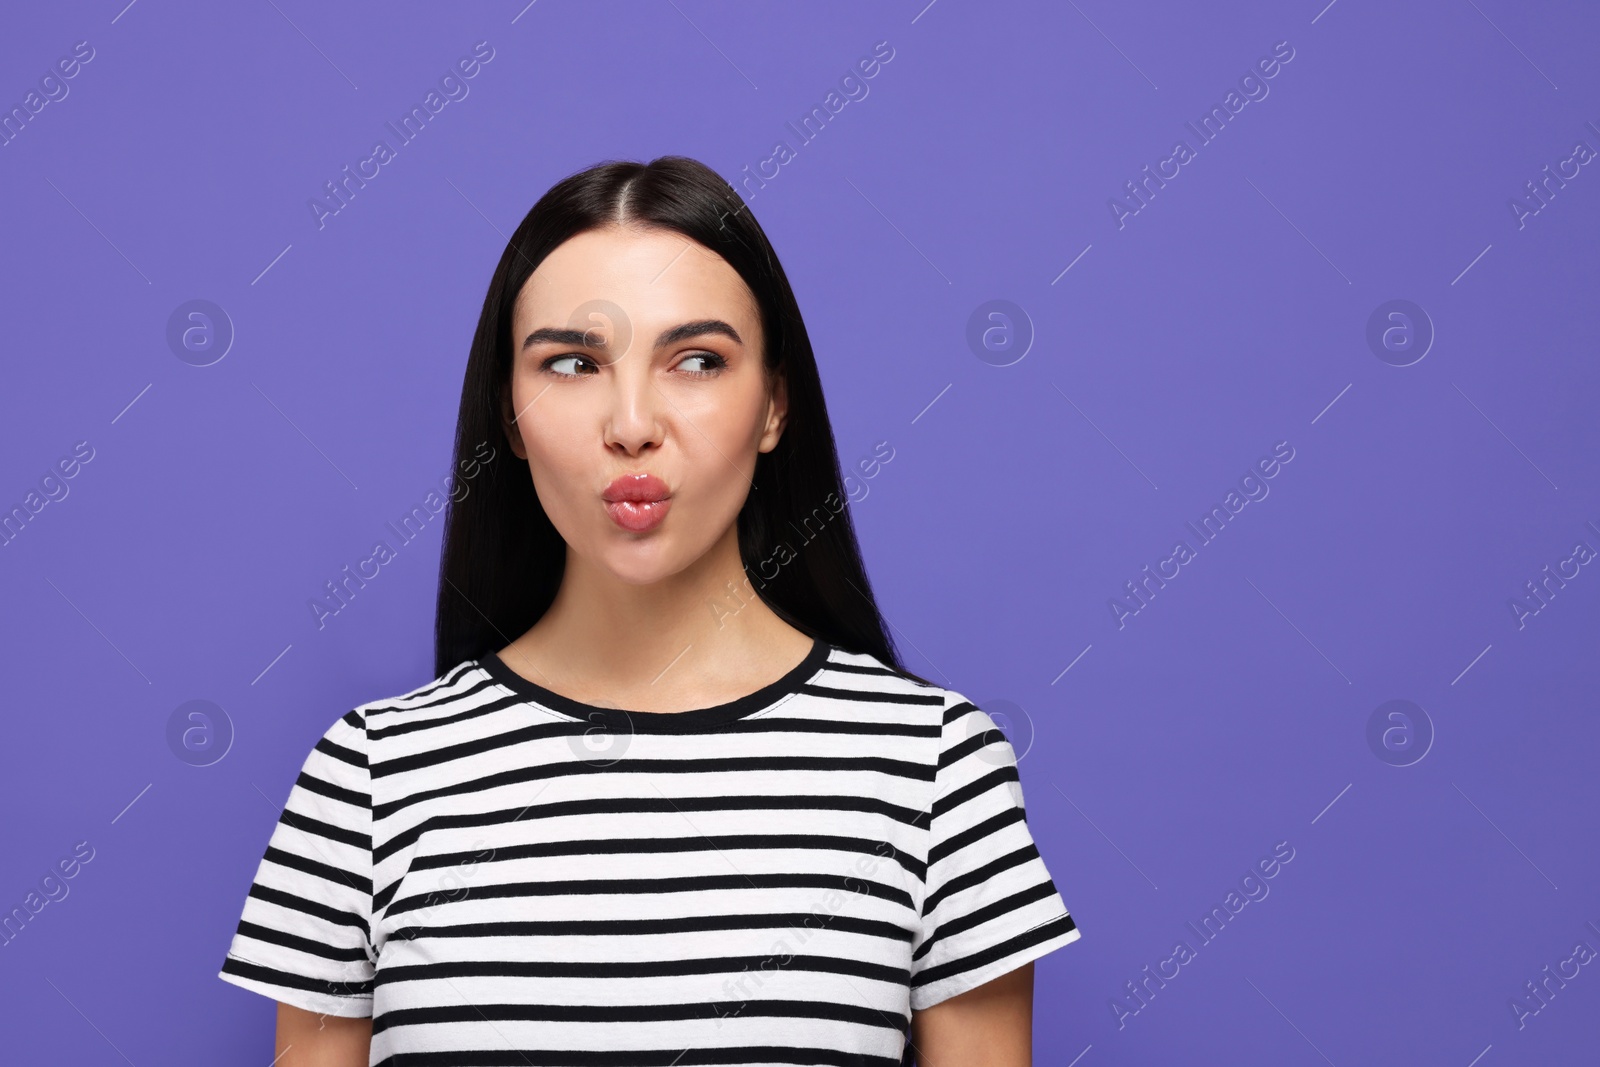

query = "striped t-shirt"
[218,635,1081,1065]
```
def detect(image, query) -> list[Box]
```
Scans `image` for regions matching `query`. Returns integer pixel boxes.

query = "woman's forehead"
[514,228,760,340]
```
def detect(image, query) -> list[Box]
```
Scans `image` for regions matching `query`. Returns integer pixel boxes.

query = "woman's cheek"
[527,441,587,532]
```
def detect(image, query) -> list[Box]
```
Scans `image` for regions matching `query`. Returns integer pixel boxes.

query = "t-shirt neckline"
[477,634,832,730]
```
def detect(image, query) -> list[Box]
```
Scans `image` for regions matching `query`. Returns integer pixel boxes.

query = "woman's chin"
[595,543,685,587]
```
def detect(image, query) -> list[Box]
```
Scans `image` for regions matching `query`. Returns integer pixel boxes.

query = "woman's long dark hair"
[433,155,929,685]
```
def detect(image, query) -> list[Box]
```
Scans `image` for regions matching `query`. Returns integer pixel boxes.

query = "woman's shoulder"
[818,643,942,691]
[354,657,487,717]
[816,645,1012,744]
[301,659,493,753]
[816,644,983,725]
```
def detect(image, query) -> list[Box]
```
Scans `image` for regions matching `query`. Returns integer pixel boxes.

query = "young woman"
[219,156,1081,1066]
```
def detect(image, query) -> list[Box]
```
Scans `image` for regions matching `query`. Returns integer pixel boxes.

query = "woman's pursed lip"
[601,472,670,502]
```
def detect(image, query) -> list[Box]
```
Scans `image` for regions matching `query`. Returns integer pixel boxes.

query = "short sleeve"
[217,708,375,1018]
[909,699,1082,1010]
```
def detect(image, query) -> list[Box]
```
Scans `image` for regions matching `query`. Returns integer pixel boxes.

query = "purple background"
[3,1,1597,1063]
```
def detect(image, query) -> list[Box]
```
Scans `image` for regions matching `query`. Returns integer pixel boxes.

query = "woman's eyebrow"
[654,319,742,349]
[521,326,594,351]
[521,319,743,353]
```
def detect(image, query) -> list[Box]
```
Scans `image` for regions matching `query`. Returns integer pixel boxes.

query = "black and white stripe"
[219,638,1080,1065]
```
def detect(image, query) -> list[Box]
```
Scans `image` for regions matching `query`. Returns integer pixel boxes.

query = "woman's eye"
[678,352,727,376]
[541,354,596,377]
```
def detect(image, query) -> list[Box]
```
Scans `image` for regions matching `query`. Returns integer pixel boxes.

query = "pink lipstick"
[601,472,672,533]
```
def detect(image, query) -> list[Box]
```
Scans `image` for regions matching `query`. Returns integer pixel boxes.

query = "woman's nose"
[602,364,664,454]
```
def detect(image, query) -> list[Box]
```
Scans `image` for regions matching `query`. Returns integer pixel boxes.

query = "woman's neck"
[497,528,814,712]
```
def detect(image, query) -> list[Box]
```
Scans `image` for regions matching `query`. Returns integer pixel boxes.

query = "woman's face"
[502,223,786,585]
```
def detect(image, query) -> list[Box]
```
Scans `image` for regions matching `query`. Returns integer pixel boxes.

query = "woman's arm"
[274,1002,372,1066]
[908,962,1035,1066]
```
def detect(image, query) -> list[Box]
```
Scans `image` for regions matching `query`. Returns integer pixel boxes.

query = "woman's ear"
[757,367,788,454]
[499,381,529,461]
